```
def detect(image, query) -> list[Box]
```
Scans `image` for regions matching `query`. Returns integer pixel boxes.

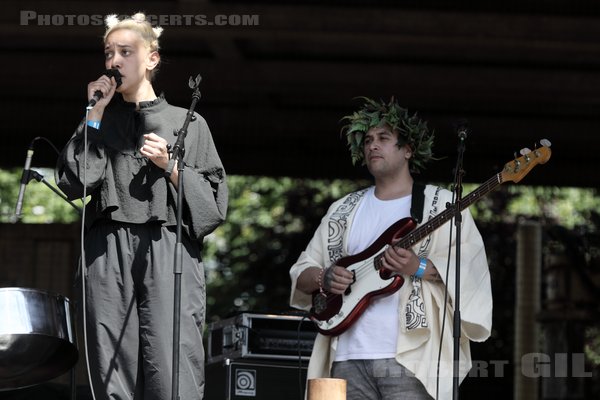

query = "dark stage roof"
[3,1,600,188]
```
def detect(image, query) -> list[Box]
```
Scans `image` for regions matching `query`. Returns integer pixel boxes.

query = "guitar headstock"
[501,139,552,183]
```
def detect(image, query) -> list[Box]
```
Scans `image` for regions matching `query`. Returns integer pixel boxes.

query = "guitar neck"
[397,174,503,249]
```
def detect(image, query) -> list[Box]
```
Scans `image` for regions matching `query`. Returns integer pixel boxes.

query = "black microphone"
[87,69,122,109]
[14,139,36,220]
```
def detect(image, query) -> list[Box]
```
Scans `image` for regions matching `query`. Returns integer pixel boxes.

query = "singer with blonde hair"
[56,12,228,399]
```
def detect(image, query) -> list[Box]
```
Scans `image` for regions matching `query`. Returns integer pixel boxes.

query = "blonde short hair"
[103,13,163,78]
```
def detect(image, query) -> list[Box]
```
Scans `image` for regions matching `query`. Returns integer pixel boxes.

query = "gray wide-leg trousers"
[83,221,206,400]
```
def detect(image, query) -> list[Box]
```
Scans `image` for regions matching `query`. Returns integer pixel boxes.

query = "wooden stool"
[307,378,346,400]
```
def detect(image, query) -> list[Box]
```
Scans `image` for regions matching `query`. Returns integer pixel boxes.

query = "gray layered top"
[56,94,228,241]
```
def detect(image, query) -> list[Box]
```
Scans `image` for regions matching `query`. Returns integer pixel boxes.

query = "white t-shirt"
[335,186,412,361]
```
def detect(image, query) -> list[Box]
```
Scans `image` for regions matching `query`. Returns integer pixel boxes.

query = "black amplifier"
[204,358,307,400]
[206,313,317,365]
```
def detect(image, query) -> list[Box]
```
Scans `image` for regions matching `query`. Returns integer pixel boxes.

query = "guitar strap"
[410,181,426,224]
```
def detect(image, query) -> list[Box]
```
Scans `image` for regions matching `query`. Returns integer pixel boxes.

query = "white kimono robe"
[289,185,493,399]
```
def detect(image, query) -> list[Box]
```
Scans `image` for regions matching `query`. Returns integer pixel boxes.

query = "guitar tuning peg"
[520,148,532,156]
[540,138,552,147]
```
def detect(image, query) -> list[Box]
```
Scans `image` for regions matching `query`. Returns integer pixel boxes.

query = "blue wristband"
[87,120,101,130]
[415,257,427,278]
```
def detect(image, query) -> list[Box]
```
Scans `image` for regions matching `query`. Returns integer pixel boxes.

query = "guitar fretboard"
[373,174,502,270]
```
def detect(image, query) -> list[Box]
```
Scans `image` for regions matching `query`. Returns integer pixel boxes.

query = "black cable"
[81,109,97,400]
[296,313,311,400]
[32,136,62,156]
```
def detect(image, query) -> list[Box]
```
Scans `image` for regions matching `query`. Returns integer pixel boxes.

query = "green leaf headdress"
[341,97,435,173]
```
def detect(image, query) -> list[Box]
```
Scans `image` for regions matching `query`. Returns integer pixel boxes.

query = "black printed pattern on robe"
[405,186,442,330]
[327,189,368,263]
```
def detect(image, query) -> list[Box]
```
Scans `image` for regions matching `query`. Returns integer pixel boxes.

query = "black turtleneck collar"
[110,93,167,111]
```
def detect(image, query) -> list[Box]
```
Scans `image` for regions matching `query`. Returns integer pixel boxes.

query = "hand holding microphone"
[87,69,122,110]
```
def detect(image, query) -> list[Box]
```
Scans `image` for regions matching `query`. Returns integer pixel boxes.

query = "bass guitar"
[310,140,552,336]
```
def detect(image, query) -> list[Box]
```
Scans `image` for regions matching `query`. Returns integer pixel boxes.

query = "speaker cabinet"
[204,359,307,400]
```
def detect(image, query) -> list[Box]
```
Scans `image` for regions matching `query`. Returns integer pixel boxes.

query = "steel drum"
[0,287,78,390]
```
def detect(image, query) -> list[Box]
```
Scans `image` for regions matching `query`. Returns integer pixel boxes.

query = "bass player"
[289,97,493,400]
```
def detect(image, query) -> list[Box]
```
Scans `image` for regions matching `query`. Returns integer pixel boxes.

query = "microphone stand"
[166,74,202,400]
[451,127,467,400]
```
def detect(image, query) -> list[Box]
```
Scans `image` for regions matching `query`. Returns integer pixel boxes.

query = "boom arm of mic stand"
[10,169,82,223]
[29,170,82,214]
